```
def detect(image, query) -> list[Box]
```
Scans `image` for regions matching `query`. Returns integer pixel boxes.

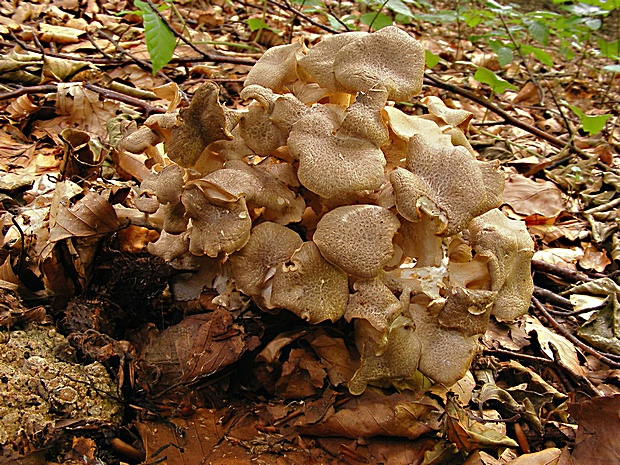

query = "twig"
[532,296,620,369]
[267,0,338,34]
[584,196,620,215]
[533,286,573,309]
[0,83,166,114]
[94,29,174,84]
[0,40,258,67]
[483,348,556,365]
[531,259,592,283]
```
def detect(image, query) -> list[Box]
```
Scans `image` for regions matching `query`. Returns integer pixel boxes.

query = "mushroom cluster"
[122,26,534,393]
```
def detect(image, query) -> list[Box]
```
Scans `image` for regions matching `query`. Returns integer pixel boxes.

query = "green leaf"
[497,46,514,67]
[597,38,620,58]
[360,12,393,30]
[490,40,514,66]
[527,20,550,45]
[386,0,413,17]
[425,49,440,68]
[474,67,518,93]
[135,0,176,74]
[247,17,271,31]
[567,104,612,135]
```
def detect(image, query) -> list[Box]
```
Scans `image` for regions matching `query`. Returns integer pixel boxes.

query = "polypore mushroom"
[297,31,368,95]
[229,222,303,296]
[468,208,535,321]
[349,317,421,396]
[333,26,425,101]
[409,302,480,386]
[288,113,386,198]
[167,81,232,168]
[245,41,306,92]
[345,274,402,335]
[181,181,251,257]
[270,241,349,323]
[313,205,400,279]
[338,88,390,148]
[392,134,504,236]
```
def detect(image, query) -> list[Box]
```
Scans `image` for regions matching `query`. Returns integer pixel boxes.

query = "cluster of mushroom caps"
[123,26,534,394]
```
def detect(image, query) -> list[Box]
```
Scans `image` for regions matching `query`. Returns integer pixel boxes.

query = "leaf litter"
[0,0,620,464]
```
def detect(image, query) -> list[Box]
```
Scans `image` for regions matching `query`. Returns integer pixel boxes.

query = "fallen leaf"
[503,172,566,218]
[568,395,620,465]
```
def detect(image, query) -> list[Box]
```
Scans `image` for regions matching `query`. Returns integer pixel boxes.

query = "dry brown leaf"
[568,395,620,465]
[579,242,611,272]
[503,172,566,218]
[533,247,584,271]
[293,388,441,440]
[56,83,123,139]
[48,191,120,243]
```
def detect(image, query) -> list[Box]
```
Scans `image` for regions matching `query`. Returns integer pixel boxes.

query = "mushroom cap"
[147,230,190,261]
[239,101,287,156]
[288,113,386,198]
[155,164,185,205]
[119,127,162,154]
[224,160,305,224]
[437,287,496,337]
[161,201,188,234]
[134,173,161,214]
[349,317,421,395]
[468,209,535,321]
[404,134,504,236]
[296,31,368,93]
[313,205,400,279]
[338,88,389,148]
[168,81,232,168]
[422,96,473,131]
[245,41,305,92]
[271,241,349,323]
[182,182,251,257]
[345,274,402,334]
[409,302,479,386]
[229,222,303,296]
[333,26,424,102]
[384,106,450,145]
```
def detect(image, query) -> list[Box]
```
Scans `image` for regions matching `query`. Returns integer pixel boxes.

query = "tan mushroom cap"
[409,302,479,386]
[225,160,306,225]
[245,41,305,92]
[345,274,402,334]
[270,241,349,324]
[468,209,535,321]
[349,318,421,396]
[182,182,251,257]
[296,31,368,93]
[148,230,190,261]
[288,113,386,198]
[155,164,185,205]
[384,106,450,145]
[333,26,425,102]
[313,205,400,279]
[422,96,473,131]
[402,134,504,236]
[229,222,303,296]
[167,81,232,168]
[238,101,287,156]
[338,88,389,148]
[161,201,188,234]
[134,172,160,214]
[119,127,162,154]
[437,287,497,337]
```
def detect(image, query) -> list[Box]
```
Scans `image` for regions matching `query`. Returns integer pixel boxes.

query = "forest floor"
[1,0,620,464]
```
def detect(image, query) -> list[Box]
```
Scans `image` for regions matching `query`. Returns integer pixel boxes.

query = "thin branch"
[0,83,166,114]
[267,0,338,34]
[531,259,592,283]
